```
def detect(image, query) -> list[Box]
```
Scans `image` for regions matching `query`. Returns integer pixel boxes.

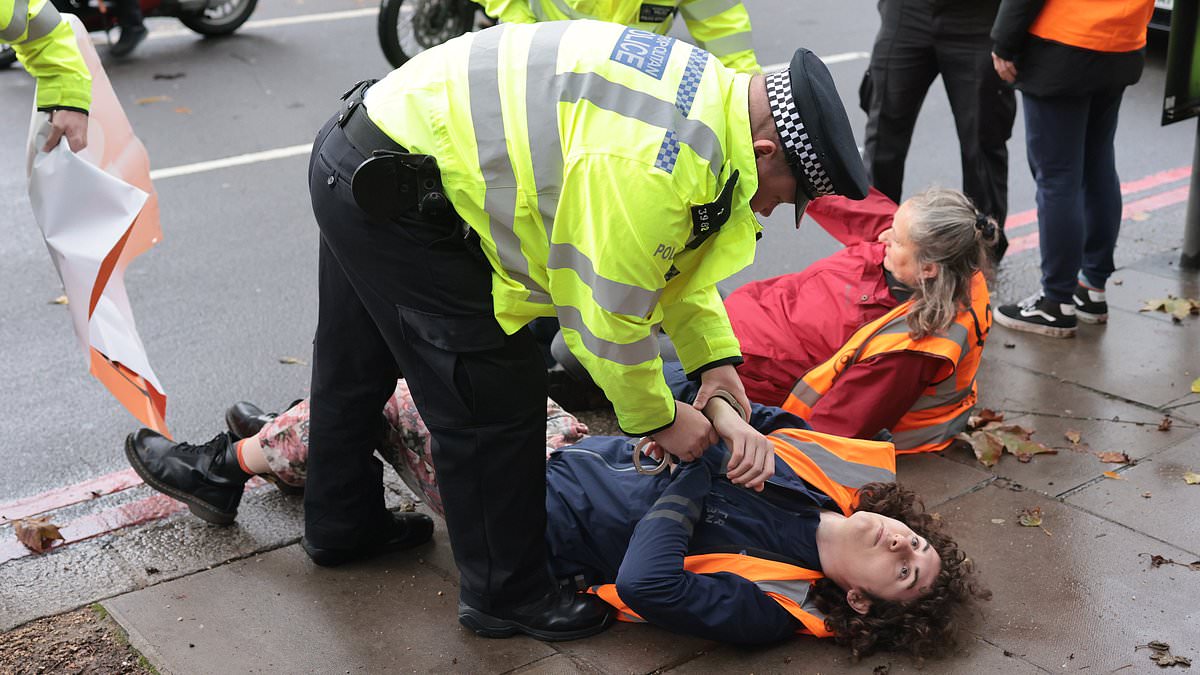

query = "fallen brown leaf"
[1017,507,1042,528]
[1096,451,1132,464]
[1137,641,1192,668]
[994,427,1057,463]
[967,430,1005,468]
[968,408,1005,430]
[14,517,64,553]
[135,95,172,105]
[1158,417,1173,432]
[174,107,192,114]
[1140,296,1200,321]
[1142,492,1152,499]
[1184,471,1200,485]
[1064,429,1082,444]
[48,295,68,305]
[1142,553,1200,572]
[1103,471,1124,480]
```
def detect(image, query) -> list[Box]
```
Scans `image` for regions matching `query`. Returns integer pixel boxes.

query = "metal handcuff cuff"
[633,389,750,475]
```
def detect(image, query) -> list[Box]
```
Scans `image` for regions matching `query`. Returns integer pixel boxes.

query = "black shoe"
[124,429,248,525]
[225,401,305,496]
[458,587,614,641]
[995,292,1078,338]
[300,511,434,567]
[1072,283,1108,324]
[110,24,148,57]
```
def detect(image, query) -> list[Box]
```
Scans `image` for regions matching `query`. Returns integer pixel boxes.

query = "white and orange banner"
[24,15,168,435]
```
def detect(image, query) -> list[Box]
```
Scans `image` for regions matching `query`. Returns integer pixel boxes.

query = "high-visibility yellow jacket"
[783,272,991,453]
[2,0,90,111]
[474,0,759,73]
[365,21,761,434]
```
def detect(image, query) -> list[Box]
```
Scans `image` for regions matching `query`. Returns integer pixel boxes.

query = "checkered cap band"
[765,69,835,197]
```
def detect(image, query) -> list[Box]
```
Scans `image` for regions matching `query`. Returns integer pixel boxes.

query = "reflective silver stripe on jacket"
[891,404,973,450]
[22,0,59,41]
[679,0,741,22]
[698,31,754,57]
[557,304,661,366]
[909,375,974,412]
[755,579,827,622]
[770,433,896,487]
[550,242,662,317]
[468,26,552,305]
[1,0,31,41]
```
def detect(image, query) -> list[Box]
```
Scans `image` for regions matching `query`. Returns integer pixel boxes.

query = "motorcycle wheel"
[0,44,17,70]
[180,0,258,36]
[378,0,477,69]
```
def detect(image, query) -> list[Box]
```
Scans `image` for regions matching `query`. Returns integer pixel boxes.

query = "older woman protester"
[125,368,987,657]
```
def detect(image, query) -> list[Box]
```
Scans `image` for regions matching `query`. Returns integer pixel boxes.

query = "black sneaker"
[125,430,249,525]
[995,292,1078,338]
[300,510,434,567]
[110,24,148,58]
[1072,284,1108,324]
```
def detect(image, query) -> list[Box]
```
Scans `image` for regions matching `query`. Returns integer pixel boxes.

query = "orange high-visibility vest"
[783,272,991,454]
[1028,0,1154,53]
[591,428,896,637]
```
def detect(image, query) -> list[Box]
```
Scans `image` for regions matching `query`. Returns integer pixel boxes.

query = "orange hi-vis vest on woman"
[591,427,897,637]
[1028,0,1154,53]
[783,272,991,454]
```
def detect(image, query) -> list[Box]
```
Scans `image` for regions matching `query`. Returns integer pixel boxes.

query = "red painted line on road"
[1003,164,1192,236]
[0,477,271,565]
[0,469,143,522]
[1006,185,1191,256]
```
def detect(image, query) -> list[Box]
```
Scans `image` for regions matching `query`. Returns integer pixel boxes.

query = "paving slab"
[893,452,992,507]
[552,621,715,675]
[1103,267,1200,326]
[0,540,138,631]
[936,485,1200,672]
[987,307,1200,409]
[1065,435,1200,555]
[958,358,1198,496]
[666,635,1045,674]
[104,544,557,674]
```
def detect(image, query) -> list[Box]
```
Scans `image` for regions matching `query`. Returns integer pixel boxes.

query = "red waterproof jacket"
[726,188,900,406]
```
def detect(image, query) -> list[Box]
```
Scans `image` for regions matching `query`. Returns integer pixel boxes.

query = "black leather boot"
[300,510,435,567]
[224,401,304,496]
[110,24,148,58]
[458,587,614,641]
[125,429,248,525]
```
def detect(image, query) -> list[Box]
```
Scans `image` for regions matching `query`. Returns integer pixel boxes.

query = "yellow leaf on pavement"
[1192,377,1200,394]
[135,95,172,105]
[48,295,68,305]
[1103,471,1124,480]
[1184,471,1200,485]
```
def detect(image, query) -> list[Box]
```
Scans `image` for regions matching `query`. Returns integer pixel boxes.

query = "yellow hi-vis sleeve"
[660,283,741,375]
[470,0,537,24]
[5,0,91,111]
[678,0,760,74]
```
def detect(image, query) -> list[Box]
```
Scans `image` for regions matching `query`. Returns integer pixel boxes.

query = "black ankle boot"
[125,429,249,525]
[458,587,614,641]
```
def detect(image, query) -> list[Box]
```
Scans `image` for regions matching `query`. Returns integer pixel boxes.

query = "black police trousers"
[862,0,1016,226]
[305,113,553,611]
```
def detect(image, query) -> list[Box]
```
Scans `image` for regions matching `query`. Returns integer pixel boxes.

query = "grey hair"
[903,188,997,339]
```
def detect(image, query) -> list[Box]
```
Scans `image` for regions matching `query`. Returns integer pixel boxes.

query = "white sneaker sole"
[994,310,1077,338]
[1075,309,1108,324]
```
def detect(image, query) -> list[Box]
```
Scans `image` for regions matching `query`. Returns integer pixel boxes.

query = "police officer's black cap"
[765,48,870,224]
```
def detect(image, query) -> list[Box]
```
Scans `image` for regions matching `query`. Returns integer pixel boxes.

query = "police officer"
[3,0,91,152]
[474,0,761,74]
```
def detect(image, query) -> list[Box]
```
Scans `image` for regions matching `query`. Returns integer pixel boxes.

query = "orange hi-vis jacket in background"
[783,271,991,454]
[591,427,897,637]
[1028,0,1154,54]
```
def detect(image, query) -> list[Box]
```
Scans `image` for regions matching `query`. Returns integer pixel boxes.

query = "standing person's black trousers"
[304,111,554,613]
[863,0,1016,237]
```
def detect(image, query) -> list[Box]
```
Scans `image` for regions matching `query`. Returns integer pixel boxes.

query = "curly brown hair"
[810,482,991,660]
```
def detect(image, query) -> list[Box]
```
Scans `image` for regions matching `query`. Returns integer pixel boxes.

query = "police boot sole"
[994,311,1077,338]
[457,605,613,642]
[124,435,238,526]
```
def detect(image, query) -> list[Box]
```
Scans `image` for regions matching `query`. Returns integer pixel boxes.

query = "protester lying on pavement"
[553,187,998,454]
[125,366,986,657]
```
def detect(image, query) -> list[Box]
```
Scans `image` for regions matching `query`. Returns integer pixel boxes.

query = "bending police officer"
[303,21,868,640]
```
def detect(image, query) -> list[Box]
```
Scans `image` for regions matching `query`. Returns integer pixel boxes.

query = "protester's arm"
[469,0,537,24]
[991,0,1046,61]
[703,394,773,491]
[613,461,799,644]
[678,0,759,73]
[806,351,946,440]
[804,189,898,246]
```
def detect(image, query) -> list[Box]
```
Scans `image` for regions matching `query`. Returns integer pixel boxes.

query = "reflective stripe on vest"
[783,272,991,453]
[1028,0,1153,53]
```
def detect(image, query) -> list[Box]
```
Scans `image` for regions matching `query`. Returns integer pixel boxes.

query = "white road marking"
[150,143,312,180]
[763,51,870,72]
[147,50,871,181]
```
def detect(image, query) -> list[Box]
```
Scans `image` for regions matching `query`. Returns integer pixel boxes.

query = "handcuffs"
[632,389,749,476]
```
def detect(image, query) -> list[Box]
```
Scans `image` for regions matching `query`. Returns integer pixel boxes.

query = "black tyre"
[0,44,17,70]
[377,0,477,69]
[180,0,258,36]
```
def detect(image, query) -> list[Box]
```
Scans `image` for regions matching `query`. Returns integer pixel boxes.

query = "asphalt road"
[0,0,1194,503]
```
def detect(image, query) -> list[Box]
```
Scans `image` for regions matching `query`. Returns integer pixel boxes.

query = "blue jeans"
[1023,89,1125,302]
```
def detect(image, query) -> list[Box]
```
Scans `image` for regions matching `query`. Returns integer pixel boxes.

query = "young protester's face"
[838,510,942,606]
[878,202,934,287]
[750,139,796,217]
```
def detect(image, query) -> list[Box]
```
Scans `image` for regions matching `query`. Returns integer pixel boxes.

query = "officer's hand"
[43,110,89,153]
[651,401,718,462]
[991,53,1017,84]
[706,397,774,492]
[693,365,751,422]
